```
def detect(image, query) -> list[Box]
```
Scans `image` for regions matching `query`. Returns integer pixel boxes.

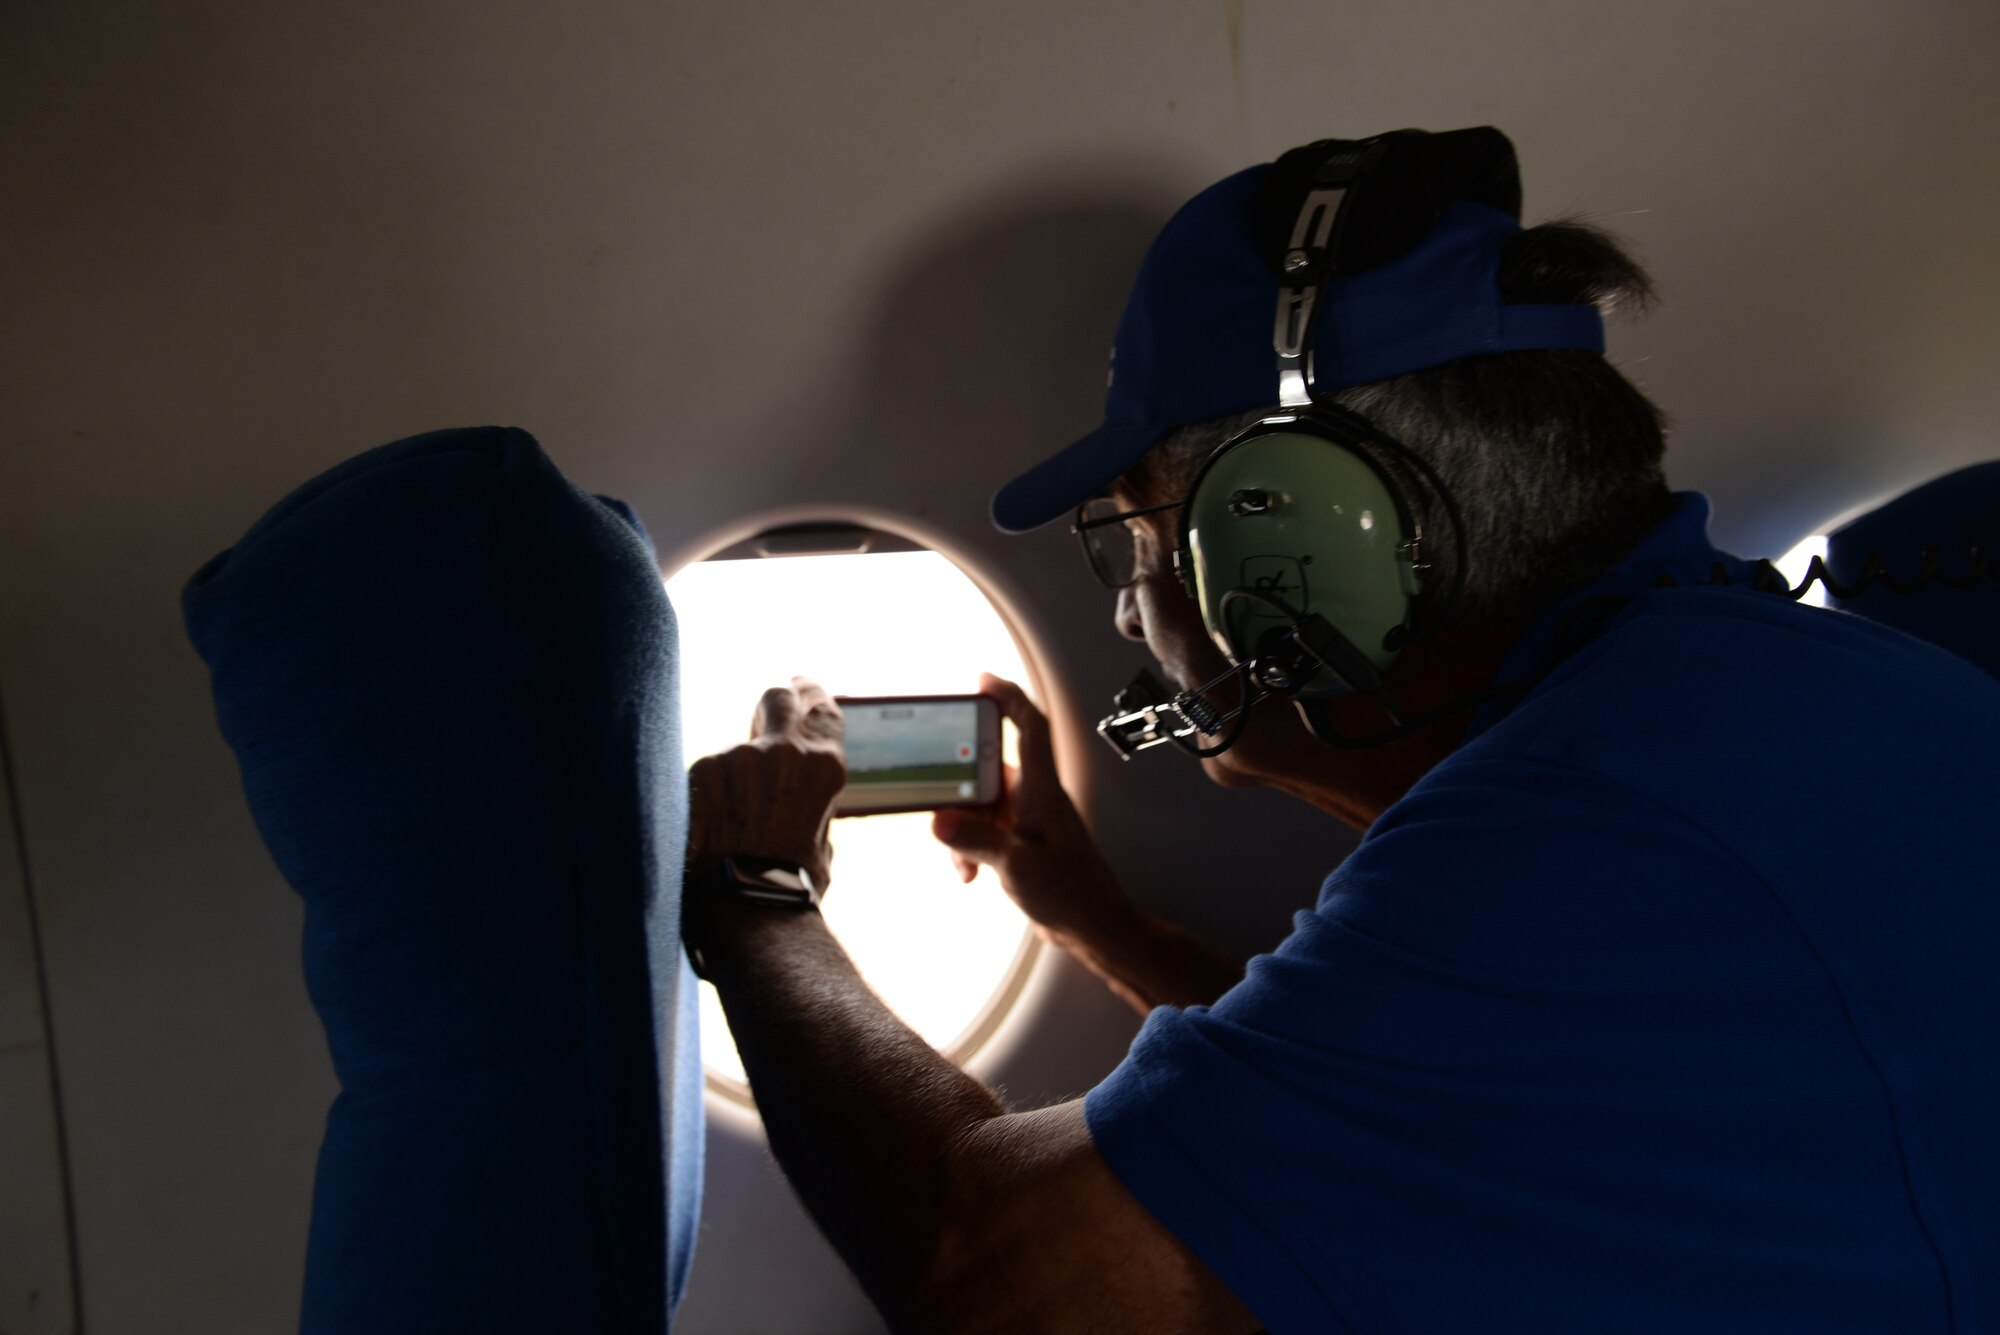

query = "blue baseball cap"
[990,148,1608,534]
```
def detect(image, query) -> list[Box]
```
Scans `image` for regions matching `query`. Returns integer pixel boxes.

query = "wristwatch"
[685,855,820,979]
[695,854,820,908]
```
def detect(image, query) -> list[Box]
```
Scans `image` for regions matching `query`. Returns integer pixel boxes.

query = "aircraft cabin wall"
[3,1,1996,1331]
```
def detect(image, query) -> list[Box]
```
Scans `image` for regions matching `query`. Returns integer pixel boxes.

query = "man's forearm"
[1046,901,1247,1014]
[700,900,1005,1326]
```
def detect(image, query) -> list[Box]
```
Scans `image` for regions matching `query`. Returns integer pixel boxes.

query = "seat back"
[185,426,701,1333]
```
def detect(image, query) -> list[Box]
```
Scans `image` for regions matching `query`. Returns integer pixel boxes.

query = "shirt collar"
[1464,492,1758,739]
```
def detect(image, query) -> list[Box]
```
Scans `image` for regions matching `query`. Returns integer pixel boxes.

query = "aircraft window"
[1775,533,1832,608]
[665,525,1040,1107]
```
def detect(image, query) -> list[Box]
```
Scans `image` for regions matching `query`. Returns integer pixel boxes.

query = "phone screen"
[835,695,1000,815]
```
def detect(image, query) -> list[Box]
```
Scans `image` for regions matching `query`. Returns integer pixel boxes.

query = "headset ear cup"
[1181,419,1420,694]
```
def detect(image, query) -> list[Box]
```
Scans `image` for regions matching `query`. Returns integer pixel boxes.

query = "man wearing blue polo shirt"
[683,128,2000,1333]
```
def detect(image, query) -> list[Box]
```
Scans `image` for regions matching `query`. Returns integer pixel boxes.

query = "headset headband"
[1272,140,1387,406]
[1268,128,1524,409]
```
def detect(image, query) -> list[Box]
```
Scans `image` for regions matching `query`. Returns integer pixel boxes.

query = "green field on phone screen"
[852,763,978,784]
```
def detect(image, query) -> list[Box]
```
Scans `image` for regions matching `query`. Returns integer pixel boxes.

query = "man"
[683,129,2000,1333]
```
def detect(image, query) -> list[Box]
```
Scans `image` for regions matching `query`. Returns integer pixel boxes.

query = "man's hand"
[687,676,846,892]
[931,673,1140,949]
[935,672,1246,1014]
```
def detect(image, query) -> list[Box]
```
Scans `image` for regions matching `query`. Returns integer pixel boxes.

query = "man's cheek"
[1200,755,1256,788]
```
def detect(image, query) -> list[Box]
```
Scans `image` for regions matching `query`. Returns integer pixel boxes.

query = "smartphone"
[832,694,1002,816]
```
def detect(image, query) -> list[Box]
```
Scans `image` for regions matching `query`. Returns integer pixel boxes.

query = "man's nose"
[1114,583,1147,642]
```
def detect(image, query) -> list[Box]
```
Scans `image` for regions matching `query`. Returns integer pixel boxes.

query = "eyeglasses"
[1072,496,1183,588]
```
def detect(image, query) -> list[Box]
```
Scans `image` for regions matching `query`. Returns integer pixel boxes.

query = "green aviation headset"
[1099,134,1510,758]
[1170,400,1461,750]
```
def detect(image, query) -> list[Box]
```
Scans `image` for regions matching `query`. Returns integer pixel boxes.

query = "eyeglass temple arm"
[1072,495,1187,531]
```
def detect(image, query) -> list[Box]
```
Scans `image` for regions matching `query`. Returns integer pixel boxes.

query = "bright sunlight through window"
[1775,533,1832,609]
[667,541,1037,1101]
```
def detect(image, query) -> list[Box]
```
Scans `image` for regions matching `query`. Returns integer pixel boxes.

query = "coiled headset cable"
[1669,546,2000,600]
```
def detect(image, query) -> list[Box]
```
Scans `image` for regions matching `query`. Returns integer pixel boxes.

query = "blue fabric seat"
[184,426,701,1333]
[1828,460,2000,677]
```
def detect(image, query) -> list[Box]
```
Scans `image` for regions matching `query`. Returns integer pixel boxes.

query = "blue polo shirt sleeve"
[1082,755,1916,1335]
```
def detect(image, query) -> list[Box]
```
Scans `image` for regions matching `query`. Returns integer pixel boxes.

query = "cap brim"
[990,423,1161,535]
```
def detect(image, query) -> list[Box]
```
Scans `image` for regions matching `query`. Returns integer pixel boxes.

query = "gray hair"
[1128,218,1675,629]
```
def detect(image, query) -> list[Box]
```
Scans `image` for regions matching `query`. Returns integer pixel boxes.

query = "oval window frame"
[657,506,1067,1119]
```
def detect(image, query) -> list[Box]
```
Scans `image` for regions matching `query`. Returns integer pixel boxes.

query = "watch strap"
[685,855,820,980]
